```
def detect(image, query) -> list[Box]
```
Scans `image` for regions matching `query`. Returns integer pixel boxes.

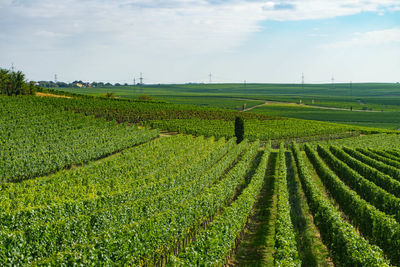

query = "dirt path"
[243,101,269,112]
[231,152,278,266]
[286,152,333,266]
[242,99,382,113]
[159,131,179,137]
[35,92,72,98]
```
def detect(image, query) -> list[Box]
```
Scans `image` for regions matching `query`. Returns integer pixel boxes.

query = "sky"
[0,0,399,84]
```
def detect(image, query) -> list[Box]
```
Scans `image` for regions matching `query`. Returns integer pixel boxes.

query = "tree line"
[37,81,132,88]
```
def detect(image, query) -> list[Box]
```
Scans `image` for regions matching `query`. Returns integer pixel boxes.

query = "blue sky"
[0,0,399,83]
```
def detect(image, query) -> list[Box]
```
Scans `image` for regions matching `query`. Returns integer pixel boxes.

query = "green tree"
[9,70,26,95]
[234,116,244,144]
[27,81,36,95]
[0,68,27,95]
[0,69,10,95]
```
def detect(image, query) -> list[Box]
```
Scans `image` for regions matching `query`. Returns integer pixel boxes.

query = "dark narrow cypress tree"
[234,116,244,144]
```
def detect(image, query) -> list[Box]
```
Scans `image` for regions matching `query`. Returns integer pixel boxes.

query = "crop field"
[53,82,400,130]
[308,133,400,149]
[3,0,400,264]
[148,118,370,143]
[34,90,394,142]
[0,95,159,182]
[249,103,400,130]
[54,83,400,111]
[30,91,393,143]
[1,91,400,266]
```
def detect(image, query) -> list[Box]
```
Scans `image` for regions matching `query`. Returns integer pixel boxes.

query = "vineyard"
[28,91,394,143]
[1,93,400,266]
[0,95,159,182]
[147,118,369,142]
[54,82,400,130]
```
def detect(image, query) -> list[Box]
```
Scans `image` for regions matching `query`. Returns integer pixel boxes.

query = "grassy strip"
[232,151,278,266]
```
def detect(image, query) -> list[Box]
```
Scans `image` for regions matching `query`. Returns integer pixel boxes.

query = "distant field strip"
[148,118,366,141]
[249,103,400,130]
[308,133,400,149]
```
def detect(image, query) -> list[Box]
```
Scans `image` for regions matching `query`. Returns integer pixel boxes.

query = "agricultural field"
[308,133,400,149]
[249,103,400,130]
[148,118,370,143]
[1,91,400,266]
[0,95,159,182]
[53,82,400,130]
[35,89,394,143]
[53,83,400,112]
[3,0,400,264]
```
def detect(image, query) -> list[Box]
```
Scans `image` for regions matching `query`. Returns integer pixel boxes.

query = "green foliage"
[170,142,269,266]
[2,81,400,265]
[102,92,115,98]
[234,116,244,144]
[52,82,400,128]
[386,149,400,158]
[330,146,400,198]
[308,133,400,150]
[137,94,153,101]
[53,96,267,123]
[291,143,390,266]
[249,104,400,130]
[274,143,301,266]
[317,145,400,222]
[350,147,400,180]
[305,144,400,265]
[0,136,264,265]
[148,118,370,142]
[358,148,400,171]
[0,68,29,96]
[0,136,220,263]
[0,95,159,182]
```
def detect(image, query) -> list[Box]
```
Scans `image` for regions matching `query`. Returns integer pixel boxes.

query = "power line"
[209,72,212,84]
[139,72,143,85]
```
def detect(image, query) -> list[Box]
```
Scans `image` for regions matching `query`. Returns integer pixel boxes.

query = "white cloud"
[1,0,400,82]
[260,0,400,21]
[323,27,400,48]
[2,0,400,53]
